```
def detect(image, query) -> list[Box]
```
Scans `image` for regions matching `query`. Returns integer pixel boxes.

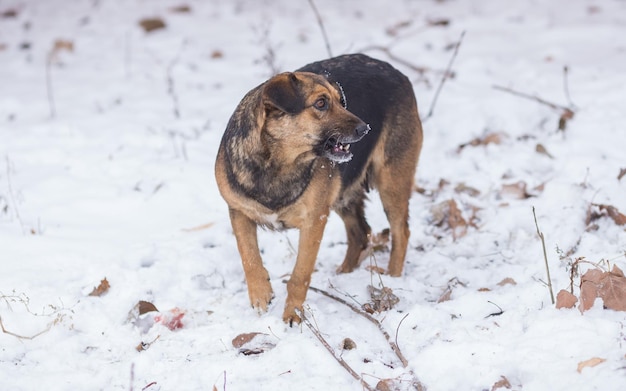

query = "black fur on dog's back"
[297,53,418,189]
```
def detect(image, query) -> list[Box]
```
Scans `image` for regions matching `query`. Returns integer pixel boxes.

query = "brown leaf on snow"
[341,338,357,351]
[363,285,399,313]
[558,109,575,131]
[139,17,167,33]
[497,278,517,286]
[579,265,626,312]
[500,181,532,199]
[138,300,159,315]
[232,332,266,348]
[588,203,626,226]
[454,182,481,197]
[556,289,578,309]
[232,332,276,355]
[431,199,479,240]
[535,143,554,159]
[437,278,466,303]
[88,278,110,297]
[577,357,606,373]
[457,132,507,152]
[491,376,512,390]
[376,378,427,391]
[169,4,192,13]
[618,168,626,181]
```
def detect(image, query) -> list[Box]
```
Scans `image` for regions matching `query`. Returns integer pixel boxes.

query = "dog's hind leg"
[376,161,416,277]
[228,208,274,312]
[336,194,371,273]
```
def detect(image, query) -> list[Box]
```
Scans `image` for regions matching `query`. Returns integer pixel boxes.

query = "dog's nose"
[355,123,370,137]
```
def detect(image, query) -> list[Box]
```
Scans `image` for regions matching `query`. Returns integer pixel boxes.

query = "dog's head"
[261,72,369,164]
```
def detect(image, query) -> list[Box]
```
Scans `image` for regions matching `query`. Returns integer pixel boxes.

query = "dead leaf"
[0,8,19,18]
[370,228,390,252]
[139,17,166,33]
[365,265,386,275]
[579,266,626,312]
[232,332,265,348]
[363,285,399,313]
[232,332,276,355]
[556,289,578,309]
[438,278,466,303]
[427,18,451,27]
[211,50,224,59]
[577,357,606,373]
[457,132,507,152]
[138,300,159,315]
[431,199,479,240]
[454,183,481,197]
[169,4,191,13]
[590,203,626,226]
[618,168,626,181]
[88,278,110,297]
[497,278,517,286]
[558,109,575,131]
[500,181,531,199]
[491,376,512,390]
[48,39,74,63]
[535,143,554,159]
[341,338,357,350]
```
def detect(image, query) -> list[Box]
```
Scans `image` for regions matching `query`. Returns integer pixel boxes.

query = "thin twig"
[297,308,375,391]
[492,84,572,113]
[562,65,576,109]
[45,56,56,119]
[5,156,26,234]
[309,285,409,367]
[423,30,466,121]
[0,316,52,340]
[307,0,333,58]
[166,40,186,119]
[532,207,555,305]
[359,45,429,75]
[395,313,409,353]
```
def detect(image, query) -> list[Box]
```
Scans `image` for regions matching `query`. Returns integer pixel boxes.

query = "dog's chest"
[258,212,286,230]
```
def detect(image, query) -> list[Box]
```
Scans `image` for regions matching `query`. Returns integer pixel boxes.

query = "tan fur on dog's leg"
[377,165,413,277]
[283,214,328,325]
[228,208,274,312]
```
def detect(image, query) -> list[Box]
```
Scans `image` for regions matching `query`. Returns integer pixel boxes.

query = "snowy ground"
[1,0,625,390]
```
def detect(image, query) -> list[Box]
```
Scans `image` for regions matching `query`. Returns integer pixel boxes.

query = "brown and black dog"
[215,54,423,325]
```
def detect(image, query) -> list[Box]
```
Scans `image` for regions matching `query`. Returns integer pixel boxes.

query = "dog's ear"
[263,73,305,115]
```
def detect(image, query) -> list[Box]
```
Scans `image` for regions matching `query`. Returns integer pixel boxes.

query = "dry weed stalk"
[306,0,332,57]
[308,284,409,368]
[423,30,466,121]
[492,83,576,132]
[296,308,376,391]
[532,207,555,304]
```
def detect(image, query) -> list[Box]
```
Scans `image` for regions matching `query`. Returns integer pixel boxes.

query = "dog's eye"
[314,97,328,111]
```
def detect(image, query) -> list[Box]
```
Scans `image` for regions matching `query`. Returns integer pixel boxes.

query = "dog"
[215,53,423,325]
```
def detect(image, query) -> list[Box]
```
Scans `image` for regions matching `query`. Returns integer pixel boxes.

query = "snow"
[1,0,625,390]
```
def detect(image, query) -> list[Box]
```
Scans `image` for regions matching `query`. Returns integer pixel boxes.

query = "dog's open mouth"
[324,137,354,163]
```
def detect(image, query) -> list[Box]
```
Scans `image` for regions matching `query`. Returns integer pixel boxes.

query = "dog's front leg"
[229,208,274,313]
[283,214,328,326]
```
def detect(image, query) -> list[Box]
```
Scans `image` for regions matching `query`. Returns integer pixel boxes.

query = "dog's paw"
[248,281,274,313]
[282,306,302,327]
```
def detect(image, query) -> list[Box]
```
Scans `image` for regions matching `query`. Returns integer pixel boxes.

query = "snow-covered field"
[1,0,625,390]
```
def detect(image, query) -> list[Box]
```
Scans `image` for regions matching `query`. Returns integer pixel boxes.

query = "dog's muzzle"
[323,123,370,164]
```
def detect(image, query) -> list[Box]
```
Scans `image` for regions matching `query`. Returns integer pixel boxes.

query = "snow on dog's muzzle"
[323,123,370,164]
